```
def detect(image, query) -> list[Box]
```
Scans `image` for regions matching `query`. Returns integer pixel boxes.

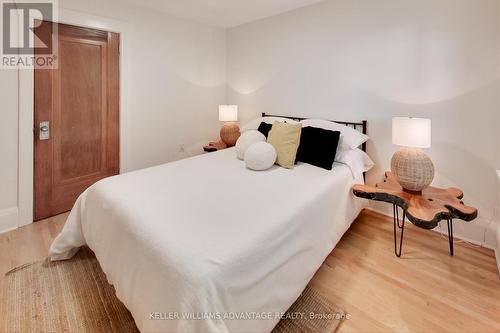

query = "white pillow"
[300,119,369,150]
[235,130,266,160]
[336,148,374,178]
[244,142,277,171]
[241,117,299,133]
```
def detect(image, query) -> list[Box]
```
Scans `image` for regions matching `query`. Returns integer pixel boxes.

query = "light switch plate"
[40,121,50,140]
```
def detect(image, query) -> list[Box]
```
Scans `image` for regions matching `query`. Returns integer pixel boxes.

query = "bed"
[49,116,369,333]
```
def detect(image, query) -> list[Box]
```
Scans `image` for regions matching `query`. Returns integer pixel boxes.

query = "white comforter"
[49,148,365,333]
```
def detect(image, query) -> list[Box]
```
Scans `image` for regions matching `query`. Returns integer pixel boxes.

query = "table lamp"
[219,105,240,146]
[391,117,434,193]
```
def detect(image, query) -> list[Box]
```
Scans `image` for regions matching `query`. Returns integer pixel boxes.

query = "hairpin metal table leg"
[447,219,454,256]
[393,204,405,257]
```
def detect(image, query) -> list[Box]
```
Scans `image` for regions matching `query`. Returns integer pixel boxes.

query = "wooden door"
[34,22,119,221]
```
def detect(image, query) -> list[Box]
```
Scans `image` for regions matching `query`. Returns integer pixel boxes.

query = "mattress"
[49,148,366,332]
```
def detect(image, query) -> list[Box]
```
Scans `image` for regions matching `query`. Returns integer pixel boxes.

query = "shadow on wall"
[368,79,500,228]
[126,65,224,171]
[229,77,500,235]
[224,0,500,245]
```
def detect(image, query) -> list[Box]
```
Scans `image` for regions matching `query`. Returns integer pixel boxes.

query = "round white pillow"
[235,130,266,160]
[244,142,277,171]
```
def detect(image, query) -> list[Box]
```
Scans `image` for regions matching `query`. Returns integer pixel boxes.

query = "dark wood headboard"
[261,113,368,152]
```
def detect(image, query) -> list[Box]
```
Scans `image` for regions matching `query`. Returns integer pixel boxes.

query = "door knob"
[39,121,50,140]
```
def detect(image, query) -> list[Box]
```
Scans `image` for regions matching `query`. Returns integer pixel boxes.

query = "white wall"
[227,0,500,247]
[0,0,226,231]
[0,69,19,231]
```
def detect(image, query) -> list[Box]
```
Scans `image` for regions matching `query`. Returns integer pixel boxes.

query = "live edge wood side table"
[203,141,228,153]
[353,172,478,257]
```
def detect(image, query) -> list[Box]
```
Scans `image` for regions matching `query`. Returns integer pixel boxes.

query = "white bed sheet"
[49,148,366,333]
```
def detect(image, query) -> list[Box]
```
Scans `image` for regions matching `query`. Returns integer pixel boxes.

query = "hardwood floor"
[312,210,500,332]
[0,210,499,332]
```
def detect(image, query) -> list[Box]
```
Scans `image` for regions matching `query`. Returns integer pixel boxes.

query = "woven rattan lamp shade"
[391,117,434,192]
[391,148,434,191]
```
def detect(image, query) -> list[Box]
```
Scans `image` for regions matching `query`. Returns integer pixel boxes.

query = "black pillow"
[257,122,273,138]
[296,127,341,170]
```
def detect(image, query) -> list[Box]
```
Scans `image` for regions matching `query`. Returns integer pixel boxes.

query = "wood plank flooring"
[0,210,498,332]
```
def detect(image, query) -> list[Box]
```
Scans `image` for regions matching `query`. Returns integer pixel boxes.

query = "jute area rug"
[3,247,345,333]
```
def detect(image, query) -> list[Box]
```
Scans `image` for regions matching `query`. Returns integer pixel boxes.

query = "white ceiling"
[120,0,325,28]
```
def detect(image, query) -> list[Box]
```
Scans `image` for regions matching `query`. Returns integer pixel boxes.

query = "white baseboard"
[0,207,18,234]
[495,249,500,276]
[495,223,500,276]
[365,206,392,218]
[364,207,495,250]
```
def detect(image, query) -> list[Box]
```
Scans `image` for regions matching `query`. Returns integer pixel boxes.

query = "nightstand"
[203,141,228,153]
[353,172,478,257]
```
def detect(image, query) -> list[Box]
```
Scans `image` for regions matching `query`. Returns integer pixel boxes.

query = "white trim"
[495,205,500,275]
[365,206,392,218]
[496,234,500,276]
[433,223,494,250]
[18,66,33,227]
[0,207,19,234]
[496,170,500,276]
[364,207,495,250]
[496,248,500,277]
[17,7,131,227]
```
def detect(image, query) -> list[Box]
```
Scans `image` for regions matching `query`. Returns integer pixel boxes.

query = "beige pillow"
[267,122,302,169]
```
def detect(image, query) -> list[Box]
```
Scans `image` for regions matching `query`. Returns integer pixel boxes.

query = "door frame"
[18,8,131,227]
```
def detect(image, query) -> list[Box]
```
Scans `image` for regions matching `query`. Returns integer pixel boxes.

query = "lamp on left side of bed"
[219,105,240,147]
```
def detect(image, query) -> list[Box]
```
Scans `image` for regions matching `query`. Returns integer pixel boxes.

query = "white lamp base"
[391,147,435,192]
